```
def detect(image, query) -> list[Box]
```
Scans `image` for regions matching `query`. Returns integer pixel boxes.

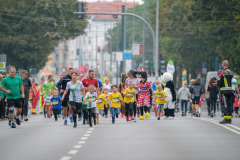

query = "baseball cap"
[128,70,135,75]
[212,77,217,80]
[22,70,28,74]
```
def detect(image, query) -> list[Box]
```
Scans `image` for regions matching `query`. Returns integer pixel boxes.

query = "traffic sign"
[0,62,6,71]
[196,68,202,74]
[124,50,132,60]
[132,44,141,55]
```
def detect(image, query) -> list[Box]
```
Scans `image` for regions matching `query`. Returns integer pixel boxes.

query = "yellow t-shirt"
[96,94,107,110]
[155,90,167,104]
[102,93,109,103]
[123,88,136,104]
[108,92,123,108]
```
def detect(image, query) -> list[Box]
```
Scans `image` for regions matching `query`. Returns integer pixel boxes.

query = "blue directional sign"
[124,50,132,60]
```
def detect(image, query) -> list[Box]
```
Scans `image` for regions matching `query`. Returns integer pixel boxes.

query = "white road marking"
[60,156,71,160]
[78,141,86,144]
[74,145,82,149]
[89,128,94,130]
[86,131,92,133]
[81,137,88,140]
[84,134,90,137]
[68,150,78,154]
[226,124,240,131]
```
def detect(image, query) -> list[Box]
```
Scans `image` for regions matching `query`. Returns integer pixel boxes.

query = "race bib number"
[113,97,120,103]
[52,100,58,105]
[98,98,103,103]
[46,102,51,105]
[157,93,162,98]
[129,92,134,97]
[88,96,96,102]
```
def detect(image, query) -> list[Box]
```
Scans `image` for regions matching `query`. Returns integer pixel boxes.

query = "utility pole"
[142,1,146,68]
[96,26,98,75]
[110,18,113,81]
[132,0,135,69]
[155,0,159,79]
[123,0,127,72]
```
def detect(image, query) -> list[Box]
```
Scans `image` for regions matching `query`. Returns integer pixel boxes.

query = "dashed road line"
[86,131,92,133]
[84,134,90,137]
[68,150,78,154]
[73,145,82,149]
[78,141,85,144]
[60,156,72,160]
[81,137,88,140]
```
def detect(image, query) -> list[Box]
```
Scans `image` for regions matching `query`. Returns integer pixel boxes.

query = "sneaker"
[112,121,115,124]
[11,123,16,128]
[163,116,168,119]
[195,113,198,117]
[55,119,58,121]
[169,116,174,119]
[44,114,46,118]
[220,119,231,124]
[73,123,77,128]
[157,116,160,120]
[138,114,140,118]
[20,116,23,122]
[184,114,186,116]
[211,113,213,118]
[64,120,67,125]
[214,114,216,117]
[24,117,28,121]
[8,120,11,126]
[89,123,93,127]
[182,112,184,117]
[133,116,137,122]
[126,116,129,122]
[70,116,73,123]
[120,113,124,118]
[97,120,99,124]
[94,120,96,125]
[105,115,108,118]
[131,116,134,120]
[16,118,21,125]
[78,117,82,121]
[116,114,118,118]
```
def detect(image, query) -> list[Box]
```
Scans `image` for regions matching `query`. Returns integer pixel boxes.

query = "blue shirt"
[51,96,61,109]
[98,80,103,88]
[152,82,157,91]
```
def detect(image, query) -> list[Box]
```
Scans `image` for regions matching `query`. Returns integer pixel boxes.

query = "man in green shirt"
[40,75,55,97]
[1,66,25,128]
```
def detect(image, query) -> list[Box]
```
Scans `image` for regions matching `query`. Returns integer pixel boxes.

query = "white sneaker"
[133,116,136,122]
[163,116,168,119]
[169,116,174,119]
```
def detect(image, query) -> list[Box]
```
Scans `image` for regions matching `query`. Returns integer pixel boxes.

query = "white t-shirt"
[66,80,84,103]
[44,96,52,105]
[232,78,238,94]
[85,92,97,108]
[103,83,111,90]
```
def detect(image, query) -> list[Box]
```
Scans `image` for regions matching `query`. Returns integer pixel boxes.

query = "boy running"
[154,84,167,120]
[51,89,61,121]
[96,90,107,123]
[44,91,52,118]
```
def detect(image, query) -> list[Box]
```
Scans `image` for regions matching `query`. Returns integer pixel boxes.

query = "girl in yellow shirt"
[108,85,123,124]
[96,90,107,123]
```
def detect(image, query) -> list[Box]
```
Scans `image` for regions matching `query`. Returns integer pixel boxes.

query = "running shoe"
[44,114,46,118]
[16,118,21,125]
[169,116,174,119]
[133,117,137,122]
[73,123,77,128]
[131,116,134,120]
[24,117,28,121]
[94,120,96,125]
[163,116,168,119]
[112,121,115,124]
[97,120,99,124]
[8,120,11,126]
[89,123,92,127]
[64,120,67,125]
[157,116,160,120]
[55,119,58,121]
[105,115,108,118]
[11,123,16,128]
[20,116,23,122]
[139,116,144,120]
[116,114,118,118]
[78,117,82,121]
[120,113,124,118]
[126,116,129,122]
[70,116,73,123]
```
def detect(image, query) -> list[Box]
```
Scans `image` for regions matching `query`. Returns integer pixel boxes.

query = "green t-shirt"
[0,82,4,98]
[1,76,23,99]
[40,81,55,97]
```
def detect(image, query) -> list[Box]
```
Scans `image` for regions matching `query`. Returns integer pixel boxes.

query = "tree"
[0,0,88,71]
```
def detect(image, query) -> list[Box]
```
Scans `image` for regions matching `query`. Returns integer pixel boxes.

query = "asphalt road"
[1,102,240,160]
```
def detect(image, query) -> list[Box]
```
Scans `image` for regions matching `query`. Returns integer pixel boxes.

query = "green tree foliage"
[0,0,88,71]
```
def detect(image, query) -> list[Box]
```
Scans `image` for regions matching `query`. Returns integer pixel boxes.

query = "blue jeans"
[111,108,118,122]
[181,100,188,114]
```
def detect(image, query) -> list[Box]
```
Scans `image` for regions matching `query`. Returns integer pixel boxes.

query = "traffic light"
[76,2,84,19]
[159,60,166,75]
[98,46,101,52]
[113,15,118,19]
[145,61,149,73]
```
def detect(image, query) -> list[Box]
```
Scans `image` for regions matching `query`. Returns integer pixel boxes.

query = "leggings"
[140,106,148,116]
[104,105,109,116]
[210,98,217,113]
[88,108,96,125]
[129,102,137,117]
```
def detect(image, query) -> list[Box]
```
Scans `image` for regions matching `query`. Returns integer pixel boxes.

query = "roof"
[86,1,138,21]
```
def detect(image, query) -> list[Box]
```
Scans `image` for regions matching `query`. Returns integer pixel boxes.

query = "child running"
[234,94,239,117]
[123,81,136,122]
[44,91,52,118]
[102,88,109,118]
[154,84,167,120]
[108,85,123,124]
[83,84,98,127]
[51,89,61,121]
[96,90,107,123]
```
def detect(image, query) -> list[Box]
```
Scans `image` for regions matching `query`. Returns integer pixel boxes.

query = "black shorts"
[7,98,22,108]
[62,94,69,107]
[69,102,82,111]
[52,108,61,114]
[234,107,239,113]
[192,96,200,105]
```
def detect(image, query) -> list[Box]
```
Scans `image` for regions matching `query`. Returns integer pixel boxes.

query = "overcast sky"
[82,0,144,4]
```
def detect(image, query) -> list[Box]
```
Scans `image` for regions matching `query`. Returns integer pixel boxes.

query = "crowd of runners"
[0,60,238,128]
